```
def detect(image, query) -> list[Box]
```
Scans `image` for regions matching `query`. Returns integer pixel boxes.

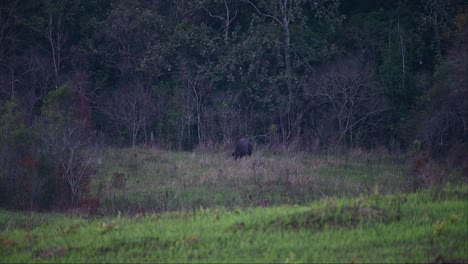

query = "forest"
[0,0,467,211]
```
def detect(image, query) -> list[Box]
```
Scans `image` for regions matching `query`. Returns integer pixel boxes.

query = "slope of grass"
[92,147,409,214]
[1,185,466,263]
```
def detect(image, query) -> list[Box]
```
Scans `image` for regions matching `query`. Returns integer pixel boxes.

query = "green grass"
[1,185,467,262]
[92,147,410,214]
[3,148,465,262]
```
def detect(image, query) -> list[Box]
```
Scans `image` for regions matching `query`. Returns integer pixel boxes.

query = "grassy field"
[92,147,410,214]
[1,148,466,262]
[1,184,466,262]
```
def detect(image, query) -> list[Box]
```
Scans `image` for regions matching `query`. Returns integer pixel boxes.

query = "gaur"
[232,138,253,159]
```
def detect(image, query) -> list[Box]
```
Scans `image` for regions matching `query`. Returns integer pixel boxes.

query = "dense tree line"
[0,0,466,209]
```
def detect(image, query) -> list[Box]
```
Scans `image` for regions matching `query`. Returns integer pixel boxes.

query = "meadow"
[1,147,467,262]
[1,185,466,262]
[93,147,410,215]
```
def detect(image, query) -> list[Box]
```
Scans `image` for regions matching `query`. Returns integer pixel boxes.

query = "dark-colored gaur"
[232,138,253,159]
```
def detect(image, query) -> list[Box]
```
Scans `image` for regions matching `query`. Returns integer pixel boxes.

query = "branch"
[242,0,283,25]
[227,1,238,24]
[202,6,225,21]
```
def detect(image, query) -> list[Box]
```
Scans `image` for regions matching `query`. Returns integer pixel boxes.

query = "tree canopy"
[1,0,466,151]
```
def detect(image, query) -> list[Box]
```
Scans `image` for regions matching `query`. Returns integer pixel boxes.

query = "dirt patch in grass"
[37,246,67,259]
[229,205,397,233]
[96,237,177,254]
[267,206,388,230]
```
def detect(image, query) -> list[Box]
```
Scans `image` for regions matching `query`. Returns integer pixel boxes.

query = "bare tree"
[202,0,238,41]
[305,56,386,147]
[102,81,155,147]
[214,90,242,144]
[40,83,100,207]
[12,49,56,123]
[42,120,99,207]
[176,66,214,147]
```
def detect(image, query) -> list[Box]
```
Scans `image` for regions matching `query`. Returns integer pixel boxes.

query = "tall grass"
[89,147,413,215]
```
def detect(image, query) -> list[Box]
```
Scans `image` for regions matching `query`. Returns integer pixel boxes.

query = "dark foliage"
[0,0,466,210]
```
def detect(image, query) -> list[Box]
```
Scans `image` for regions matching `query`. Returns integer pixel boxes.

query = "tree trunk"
[283,13,293,140]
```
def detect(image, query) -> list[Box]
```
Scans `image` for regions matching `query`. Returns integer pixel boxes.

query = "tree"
[41,83,99,207]
[423,0,455,58]
[243,0,297,139]
[168,19,221,148]
[419,16,468,150]
[92,0,169,81]
[241,0,342,141]
[305,56,386,147]
[25,0,80,88]
[201,0,239,41]
[1,0,465,157]
[0,101,42,209]
[0,1,19,96]
[101,81,155,147]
